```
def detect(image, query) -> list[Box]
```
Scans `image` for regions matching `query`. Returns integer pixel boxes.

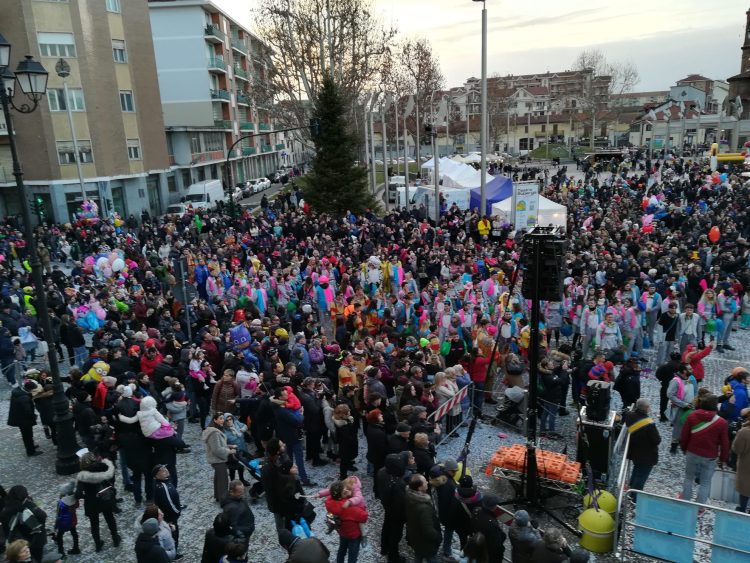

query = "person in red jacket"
[680,394,729,506]
[139,346,163,377]
[324,480,368,563]
[681,341,714,383]
[469,347,492,419]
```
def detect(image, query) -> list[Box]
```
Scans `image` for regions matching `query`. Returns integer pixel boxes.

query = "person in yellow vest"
[623,398,661,502]
[478,216,491,238]
[22,287,36,316]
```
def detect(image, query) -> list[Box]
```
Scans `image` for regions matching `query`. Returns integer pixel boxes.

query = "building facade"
[1,0,171,223]
[148,0,282,196]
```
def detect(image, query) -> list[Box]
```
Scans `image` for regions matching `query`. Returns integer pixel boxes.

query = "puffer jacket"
[75,458,116,517]
[118,395,168,437]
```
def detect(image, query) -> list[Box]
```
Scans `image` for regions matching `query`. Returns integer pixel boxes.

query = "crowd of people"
[0,146,750,562]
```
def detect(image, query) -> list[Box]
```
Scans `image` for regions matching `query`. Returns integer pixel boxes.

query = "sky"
[215,0,747,91]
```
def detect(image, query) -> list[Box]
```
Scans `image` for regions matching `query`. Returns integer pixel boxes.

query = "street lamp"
[55,58,88,207]
[473,0,488,216]
[0,34,80,475]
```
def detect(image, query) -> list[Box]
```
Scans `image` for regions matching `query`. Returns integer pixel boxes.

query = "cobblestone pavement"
[2,326,749,562]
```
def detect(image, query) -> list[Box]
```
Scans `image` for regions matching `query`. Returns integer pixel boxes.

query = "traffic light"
[34,196,45,218]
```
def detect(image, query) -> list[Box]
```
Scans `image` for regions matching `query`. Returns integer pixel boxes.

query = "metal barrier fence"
[427,383,475,447]
[617,489,750,562]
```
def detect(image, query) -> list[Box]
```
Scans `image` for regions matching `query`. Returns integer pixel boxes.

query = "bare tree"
[397,37,445,163]
[253,0,397,141]
[572,48,640,148]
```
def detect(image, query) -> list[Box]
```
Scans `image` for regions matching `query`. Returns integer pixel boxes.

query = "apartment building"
[148,0,282,192]
[1,0,170,222]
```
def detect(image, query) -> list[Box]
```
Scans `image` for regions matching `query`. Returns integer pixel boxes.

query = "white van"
[182,179,224,210]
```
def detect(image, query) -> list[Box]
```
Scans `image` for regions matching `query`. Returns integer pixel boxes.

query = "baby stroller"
[492,386,526,428]
[236,451,265,503]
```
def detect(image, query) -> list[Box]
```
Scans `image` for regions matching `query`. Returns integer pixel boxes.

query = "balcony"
[191,150,225,163]
[207,56,226,73]
[275,143,285,150]
[236,91,250,106]
[213,119,232,129]
[210,89,231,102]
[242,147,257,156]
[239,121,254,131]
[258,123,271,131]
[204,24,225,43]
[262,144,273,153]
[231,37,247,54]
[234,66,249,81]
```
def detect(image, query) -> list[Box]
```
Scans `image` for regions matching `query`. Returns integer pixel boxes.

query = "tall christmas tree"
[303,75,378,215]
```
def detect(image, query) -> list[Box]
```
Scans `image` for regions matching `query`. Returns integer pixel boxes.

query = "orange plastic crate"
[559,469,579,484]
[541,460,564,480]
[567,461,581,473]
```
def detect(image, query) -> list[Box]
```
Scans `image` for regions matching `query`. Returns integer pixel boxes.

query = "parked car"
[231,186,244,201]
[162,203,188,218]
[250,177,270,193]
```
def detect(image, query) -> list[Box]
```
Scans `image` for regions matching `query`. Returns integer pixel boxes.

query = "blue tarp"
[469,175,513,216]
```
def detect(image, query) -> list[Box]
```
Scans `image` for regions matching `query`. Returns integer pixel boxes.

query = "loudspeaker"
[577,424,612,478]
[521,233,566,302]
[586,381,612,422]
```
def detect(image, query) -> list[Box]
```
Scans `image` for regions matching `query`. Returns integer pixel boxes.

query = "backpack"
[55,500,74,532]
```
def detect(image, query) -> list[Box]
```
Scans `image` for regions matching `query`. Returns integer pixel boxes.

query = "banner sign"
[512,183,539,229]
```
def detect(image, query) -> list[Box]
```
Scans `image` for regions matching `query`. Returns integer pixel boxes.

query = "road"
[235,181,285,210]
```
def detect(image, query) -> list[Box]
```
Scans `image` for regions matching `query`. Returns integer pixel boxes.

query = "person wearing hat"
[54,481,80,557]
[428,460,459,562]
[0,486,48,562]
[376,452,411,563]
[451,475,482,549]
[623,398,661,503]
[613,357,642,411]
[153,464,183,550]
[135,518,171,563]
[508,509,541,563]
[7,377,41,456]
[387,422,411,455]
[470,493,507,561]
[74,452,121,552]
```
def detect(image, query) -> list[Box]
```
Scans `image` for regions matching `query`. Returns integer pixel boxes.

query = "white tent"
[491,196,567,230]
[421,156,493,188]
[463,153,482,163]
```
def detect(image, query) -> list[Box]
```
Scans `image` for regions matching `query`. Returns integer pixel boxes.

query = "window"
[47,88,85,111]
[112,40,127,63]
[38,32,76,58]
[119,90,135,112]
[524,125,529,133]
[127,139,141,160]
[203,132,223,152]
[106,0,121,12]
[519,138,529,151]
[541,124,546,132]
[57,140,93,164]
[190,134,202,154]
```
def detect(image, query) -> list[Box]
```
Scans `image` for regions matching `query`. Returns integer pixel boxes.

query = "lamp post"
[55,58,87,206]
[473,0,488,216]
[0,34,80,475]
